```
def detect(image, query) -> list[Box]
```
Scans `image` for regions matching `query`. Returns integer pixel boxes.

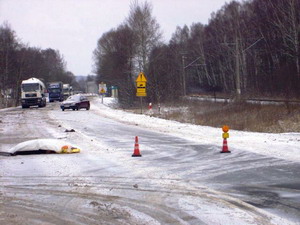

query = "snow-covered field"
[95,97,300,163]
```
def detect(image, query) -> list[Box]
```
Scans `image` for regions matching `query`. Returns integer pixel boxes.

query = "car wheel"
[86,106,90,110]
[72,108,75,111]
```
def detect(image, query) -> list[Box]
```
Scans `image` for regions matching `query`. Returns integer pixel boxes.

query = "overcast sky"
[0,0,236,76]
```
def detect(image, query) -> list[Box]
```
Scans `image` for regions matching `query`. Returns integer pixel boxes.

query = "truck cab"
[62,84,73,100]
[21,78,47,108]
[48,82,64,102]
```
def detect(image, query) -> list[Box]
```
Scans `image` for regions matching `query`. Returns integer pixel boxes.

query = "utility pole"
[235,37,241,98]
[222,37,263,100]
[182,55,187,96]
[182,55,204,96]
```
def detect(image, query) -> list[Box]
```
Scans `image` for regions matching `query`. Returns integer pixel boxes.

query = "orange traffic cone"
[132,136,142,157]
[220,138,231,153]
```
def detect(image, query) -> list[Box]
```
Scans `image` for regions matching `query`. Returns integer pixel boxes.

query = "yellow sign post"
[136,72,147,113]
[136,72,147,97]
[99,82,107,104]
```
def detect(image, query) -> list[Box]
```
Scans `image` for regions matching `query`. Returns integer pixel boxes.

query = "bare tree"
[0,22,19,106]
[127,1,162,75]
[268,0,300,76]
[93,24,137,106]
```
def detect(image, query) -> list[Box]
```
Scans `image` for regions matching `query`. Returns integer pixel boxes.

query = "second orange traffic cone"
[132,136,142,157]
[220,138,231,153]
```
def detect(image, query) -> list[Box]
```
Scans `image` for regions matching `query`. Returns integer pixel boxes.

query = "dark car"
[60,94,90,111]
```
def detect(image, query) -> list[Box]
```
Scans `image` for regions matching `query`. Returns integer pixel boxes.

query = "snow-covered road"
[0,97,299,225]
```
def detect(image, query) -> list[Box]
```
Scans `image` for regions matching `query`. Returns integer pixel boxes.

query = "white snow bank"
[93,97,300,162]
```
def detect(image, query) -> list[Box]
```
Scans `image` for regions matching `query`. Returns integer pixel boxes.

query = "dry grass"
[147,99,300,133]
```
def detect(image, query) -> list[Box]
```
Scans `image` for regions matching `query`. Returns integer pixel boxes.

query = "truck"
[62,84,73,100]
[48,82,64,102]
[21,77,47,108]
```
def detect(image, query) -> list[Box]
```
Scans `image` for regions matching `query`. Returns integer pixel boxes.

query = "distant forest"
[1,0,299,107]
[148,0,300,102]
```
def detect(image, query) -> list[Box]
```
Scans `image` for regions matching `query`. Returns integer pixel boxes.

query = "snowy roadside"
[93,97,300,163]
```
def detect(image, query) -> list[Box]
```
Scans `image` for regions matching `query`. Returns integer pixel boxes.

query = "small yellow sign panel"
[136,92,147,97]
[222,133,229,139]
[136,72,147,82]
[100,88,106,93]
[137,81,146,88]
[137,87,146,93]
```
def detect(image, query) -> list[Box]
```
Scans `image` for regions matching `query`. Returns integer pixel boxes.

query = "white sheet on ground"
[7,139,80,154]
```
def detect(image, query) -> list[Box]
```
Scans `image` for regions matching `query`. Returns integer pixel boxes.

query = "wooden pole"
[140,97,143,114]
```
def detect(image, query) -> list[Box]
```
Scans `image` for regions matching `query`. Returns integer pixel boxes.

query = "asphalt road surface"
[0,99,299,225]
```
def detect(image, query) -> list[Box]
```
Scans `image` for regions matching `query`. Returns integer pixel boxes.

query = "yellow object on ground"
[60,145,80,154]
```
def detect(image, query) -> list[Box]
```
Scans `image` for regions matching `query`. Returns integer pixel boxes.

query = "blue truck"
[48,82,64,102]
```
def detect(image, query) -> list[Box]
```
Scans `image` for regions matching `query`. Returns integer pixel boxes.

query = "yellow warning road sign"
[136,72,147,82]
[99,82,107,94]
[136,72,147,97]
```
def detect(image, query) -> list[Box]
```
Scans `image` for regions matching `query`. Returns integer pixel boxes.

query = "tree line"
[93,0,300,106]
[0,22,79,107]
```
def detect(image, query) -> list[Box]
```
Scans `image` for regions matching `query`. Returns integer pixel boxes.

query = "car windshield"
[49,88,61,93]
[67,95,80,101]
